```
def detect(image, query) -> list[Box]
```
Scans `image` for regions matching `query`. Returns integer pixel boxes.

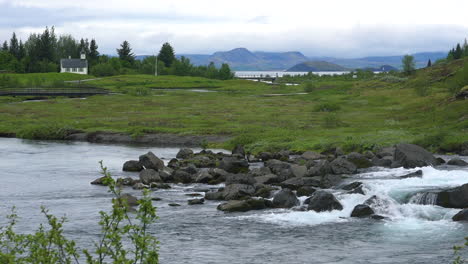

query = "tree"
[2,41,8,51]
[464,39,468,57]
[117,40,135,65]
[218,63,234,80]
[18,40,25,60]
[89,39,99,65]
[9,32,20,59]
[427,59,432,68]
[454,43,463,60]
[39,26,57,62]
[157,42,175,67]
[402,55,415,75]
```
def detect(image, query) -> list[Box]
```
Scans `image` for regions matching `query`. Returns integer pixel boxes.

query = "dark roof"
[61,59,88,68]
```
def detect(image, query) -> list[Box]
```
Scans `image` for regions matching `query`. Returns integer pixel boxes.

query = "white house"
[60,50,88,75]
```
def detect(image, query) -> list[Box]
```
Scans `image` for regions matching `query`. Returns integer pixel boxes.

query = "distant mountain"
[316,52,446,70]
[137,49,447,71]
[287,61,348,72]
[178,48,309,70]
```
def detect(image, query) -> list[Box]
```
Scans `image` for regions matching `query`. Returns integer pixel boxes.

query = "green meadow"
[0,59,467,153]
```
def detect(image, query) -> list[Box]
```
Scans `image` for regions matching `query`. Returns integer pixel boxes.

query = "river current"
[0,138,467,263]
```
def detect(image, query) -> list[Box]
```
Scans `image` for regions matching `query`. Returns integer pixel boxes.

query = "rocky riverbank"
[92,143,468,221]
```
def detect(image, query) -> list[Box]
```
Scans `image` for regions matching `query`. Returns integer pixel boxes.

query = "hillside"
[287,61,348,72]
[178,48,309,70]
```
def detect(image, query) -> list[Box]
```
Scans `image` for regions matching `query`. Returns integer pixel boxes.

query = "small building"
[60,50,88,75]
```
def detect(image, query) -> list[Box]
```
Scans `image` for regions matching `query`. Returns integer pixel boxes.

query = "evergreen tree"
[117,40,135,64]
[9,32,20,59]
[454,43,463,59]
[56,35,79,59]
[89,39,99,62]
[78,38,90,55]
[18,40,25,60]
[427,59,432,67]
[2,41,8,51]
[39,26,57,62]
[157,42,175,67]
[402,55,415,75]
[218,63,234,80]
[464,39,468,57]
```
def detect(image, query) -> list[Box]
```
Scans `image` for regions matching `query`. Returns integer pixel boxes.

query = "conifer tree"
[9,32,20,59]
[89,39,99,65]
[157,42,175,67]
[2,41,8,51]
[454,43,463,60]
[117,40,135,64]
[427,59,432,67]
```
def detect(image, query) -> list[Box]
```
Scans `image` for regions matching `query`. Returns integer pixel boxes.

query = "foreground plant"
[454,237,468,264]
[0,161,159,264]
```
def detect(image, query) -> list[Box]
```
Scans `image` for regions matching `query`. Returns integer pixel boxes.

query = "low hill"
[286,61,348,72]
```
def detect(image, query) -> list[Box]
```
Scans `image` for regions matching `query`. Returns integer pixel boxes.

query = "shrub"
[412,79,431,97]
[322,113,347,128]
[128,87,151,96]
[91,63,116,77]
[303,82,316,93]
[379,75,408,83]
[314,102,341,112]
[0,161,159,264]
[16,123,71,140]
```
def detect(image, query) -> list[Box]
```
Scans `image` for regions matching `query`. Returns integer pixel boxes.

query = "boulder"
[204,191,224,200]
[167,158,180,169]
[371,157,392,168]
[376,147,395,158]
[258,152,275,161]
[168,203,181,207]
[330,157,357,175]
[363,151,375,159]
[139,152,165,171]
[222,184,256,200]
[120,194,138,207]
[159,167,174,182]
[351,204,374,217]
[392,143,438,168]
[122,160,143,172]
[265,159,292,174]
[400,170,423,179]
[290,164,308,178]
[346,152,372,169]
[301,151,326,160]
[132,183,149,190]
[342,182,363,191]
[461,150,468,156]
[217,198,268,212]
[116,177,136,186]
[176,148,194,159]
[436,157,446,164]
[307,191,343,212]
[296,186,317,197]
[195,170,214,183]
[452,209,468,221]
[435,183,468,208]
[321,174,343,188]
[91,176,107,185]
[225,174,256,185]
[306,160,332,176]
[139,169,162,185]
[149,183,171,189]
[187,198,204,205]
[348,185,365,195]
[254,186,276,198]
[249,167,272,177]
[279,177,321,190]
[254,174,279,185]
[173,170,194,184]
[447,158,468,167]
[272,189,300,208]
[232,145,246,157]
[219,157,249,173]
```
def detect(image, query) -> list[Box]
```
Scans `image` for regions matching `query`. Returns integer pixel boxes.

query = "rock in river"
[392,143,438,168]
[307,190,343,212]
[351,204,374,218]
[122,160,143,172]
[272,188,299,208]
[139,151,165,171]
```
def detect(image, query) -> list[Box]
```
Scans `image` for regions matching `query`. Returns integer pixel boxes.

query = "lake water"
[1,138,467,263]
[235,71,350,77]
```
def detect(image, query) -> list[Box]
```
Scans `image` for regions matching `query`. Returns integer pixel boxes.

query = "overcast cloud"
[1,0,467,57]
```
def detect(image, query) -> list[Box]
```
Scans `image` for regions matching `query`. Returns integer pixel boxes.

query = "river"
[0,138,467,263]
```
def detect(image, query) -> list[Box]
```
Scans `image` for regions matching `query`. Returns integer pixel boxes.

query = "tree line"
[0,27,234,80]
[447,39,468,61]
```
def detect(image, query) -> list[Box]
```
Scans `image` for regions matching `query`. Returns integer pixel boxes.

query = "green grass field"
[0,59,467,153]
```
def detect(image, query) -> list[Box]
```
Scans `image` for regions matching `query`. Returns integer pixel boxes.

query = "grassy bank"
[0,60,467,153]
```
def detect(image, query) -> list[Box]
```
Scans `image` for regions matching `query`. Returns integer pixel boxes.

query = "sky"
[1,0,467,58]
